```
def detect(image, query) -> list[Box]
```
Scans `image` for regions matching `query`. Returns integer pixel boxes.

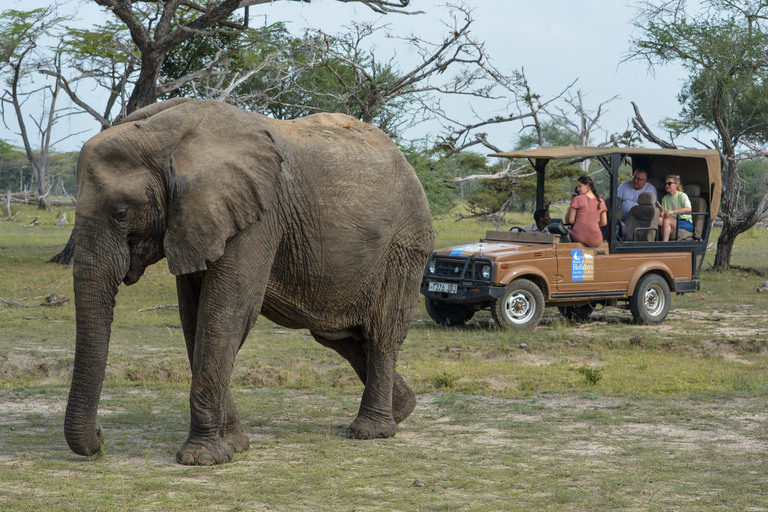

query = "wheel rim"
[643,284,666,317]
[504,290,536,324]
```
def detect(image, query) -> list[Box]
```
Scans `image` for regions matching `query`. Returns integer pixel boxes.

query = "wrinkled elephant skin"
[65,99,434,465]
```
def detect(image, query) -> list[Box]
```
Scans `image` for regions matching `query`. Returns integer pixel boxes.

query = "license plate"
[428,282,458,294]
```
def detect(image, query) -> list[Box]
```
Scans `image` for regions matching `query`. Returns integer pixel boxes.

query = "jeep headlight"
[481,265,491,280]
[428,260,436,274]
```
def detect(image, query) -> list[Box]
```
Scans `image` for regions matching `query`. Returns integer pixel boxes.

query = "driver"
[524,208,551,234]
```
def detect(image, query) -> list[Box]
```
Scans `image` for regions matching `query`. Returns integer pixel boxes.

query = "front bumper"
[420,281,505,304]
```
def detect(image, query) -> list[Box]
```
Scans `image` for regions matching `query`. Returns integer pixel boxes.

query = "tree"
[43,0,416,265]
[0,8,81,209]
[91,0,417,113]
[628,0,768,270]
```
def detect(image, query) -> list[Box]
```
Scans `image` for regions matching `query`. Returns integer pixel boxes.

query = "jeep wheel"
[425,298,475,327]
[630,274,671,324]
[558,304,594,322]
[492,279,544,330]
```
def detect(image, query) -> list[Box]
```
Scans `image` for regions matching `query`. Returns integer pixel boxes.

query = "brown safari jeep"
[421,146,722,329]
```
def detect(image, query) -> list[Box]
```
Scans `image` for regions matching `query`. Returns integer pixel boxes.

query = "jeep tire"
[492,279,544,330]
[630,273,671,324]
[558,303,594,322]
[425,298,475,327]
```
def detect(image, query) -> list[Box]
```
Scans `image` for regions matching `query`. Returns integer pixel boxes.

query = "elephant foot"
[392,373,416,424]
[176,438,234,466]
[224,423,250,453]
[347,414,397,440]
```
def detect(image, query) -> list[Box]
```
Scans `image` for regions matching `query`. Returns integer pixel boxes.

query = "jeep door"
[554,242,610,294]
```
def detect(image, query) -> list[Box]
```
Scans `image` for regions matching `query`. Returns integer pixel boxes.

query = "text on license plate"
[428,282,458,294]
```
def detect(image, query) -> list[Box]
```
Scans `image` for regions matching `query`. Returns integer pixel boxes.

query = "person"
[565,175,607,247]
[657,174,692,241]
[523,208,551,233]
[616,168,657,220]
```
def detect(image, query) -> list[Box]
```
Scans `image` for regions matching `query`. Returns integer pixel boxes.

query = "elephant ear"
[163,113,282,275]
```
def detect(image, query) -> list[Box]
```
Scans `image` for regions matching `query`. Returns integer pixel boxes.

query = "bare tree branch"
[630,101,678,149]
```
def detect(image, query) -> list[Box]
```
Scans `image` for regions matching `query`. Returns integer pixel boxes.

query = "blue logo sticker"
[450,244,482,256]
[571,249,583,281]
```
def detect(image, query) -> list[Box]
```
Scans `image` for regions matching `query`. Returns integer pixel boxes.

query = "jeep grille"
[425,255,493,283]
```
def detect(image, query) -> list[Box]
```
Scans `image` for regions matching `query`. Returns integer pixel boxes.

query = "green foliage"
[738,157,768,210]
[400,141,461,218]
[632,3,768,144]
[0,8,55,64]
[515,120,581,150]
[0,140,27,192]
[574,366,603,386]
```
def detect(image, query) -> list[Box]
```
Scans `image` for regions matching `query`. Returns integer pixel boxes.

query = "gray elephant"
[65,98,434,465]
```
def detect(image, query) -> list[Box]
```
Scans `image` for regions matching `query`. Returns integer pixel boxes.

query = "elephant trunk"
[65,237,124,457]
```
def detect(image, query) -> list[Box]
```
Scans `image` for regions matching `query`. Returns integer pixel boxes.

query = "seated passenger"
[523,208,551,234]
[616,168,657,220]
[566,175,607,247]
[657,174,693,241]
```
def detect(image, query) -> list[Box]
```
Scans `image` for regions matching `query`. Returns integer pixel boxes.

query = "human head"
[664,174,683,194]
[533,208,551,229]
[631,169,649,191]
[576,175,598,195]
[576,175,602,210]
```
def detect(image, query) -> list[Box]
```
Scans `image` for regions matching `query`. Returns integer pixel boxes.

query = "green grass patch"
[1,203,768,510]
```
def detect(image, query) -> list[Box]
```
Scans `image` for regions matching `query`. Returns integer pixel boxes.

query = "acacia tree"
[0,8,88,209]
[42,0,414,264]
[628,0,768,270]
[90,0,416,113]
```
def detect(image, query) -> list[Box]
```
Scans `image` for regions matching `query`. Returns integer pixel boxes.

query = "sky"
[1,0,694,153]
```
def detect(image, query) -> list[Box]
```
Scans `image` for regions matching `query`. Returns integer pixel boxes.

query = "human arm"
[660,193,691,218]
[565,206,576,225]
[565,196,579,225]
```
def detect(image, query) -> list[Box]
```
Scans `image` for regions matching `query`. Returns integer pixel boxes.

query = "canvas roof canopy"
[490,146,722,218]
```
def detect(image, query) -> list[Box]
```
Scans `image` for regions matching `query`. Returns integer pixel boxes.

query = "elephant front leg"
[175,272,260,465]
[176,387,248,465]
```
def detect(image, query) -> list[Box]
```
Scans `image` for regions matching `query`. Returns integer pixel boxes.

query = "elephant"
[65,98,434,465]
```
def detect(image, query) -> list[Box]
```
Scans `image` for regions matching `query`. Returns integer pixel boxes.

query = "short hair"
[533,208,549,222]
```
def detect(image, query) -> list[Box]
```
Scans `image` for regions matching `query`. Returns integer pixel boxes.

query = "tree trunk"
[49,230,75,266]
[712,225,735,271]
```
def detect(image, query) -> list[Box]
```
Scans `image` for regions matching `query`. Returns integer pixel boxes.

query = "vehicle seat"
[687,184,707,238]
[548,217,569,237]
[674,183,707,240]
[624,192,659,241]
[648,177,665,198]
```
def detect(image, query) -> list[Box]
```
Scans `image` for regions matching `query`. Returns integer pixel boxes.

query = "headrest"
[638,192,655,205]
[648,177,664,191]
[686,183,701,197]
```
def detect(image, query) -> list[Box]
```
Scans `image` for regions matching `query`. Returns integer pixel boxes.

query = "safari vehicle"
[421,146,722,329]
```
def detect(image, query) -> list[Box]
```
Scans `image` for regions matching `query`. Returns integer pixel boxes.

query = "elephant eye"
[112,206,129,223]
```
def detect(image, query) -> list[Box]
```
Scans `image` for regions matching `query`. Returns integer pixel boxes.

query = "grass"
[1,204,768,510]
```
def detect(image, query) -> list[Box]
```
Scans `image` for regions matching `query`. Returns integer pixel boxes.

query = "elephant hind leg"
[345,237,429,436]
[313,335,415,425]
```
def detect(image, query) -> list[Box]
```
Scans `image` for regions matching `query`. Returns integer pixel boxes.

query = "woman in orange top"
[565,175,607,247]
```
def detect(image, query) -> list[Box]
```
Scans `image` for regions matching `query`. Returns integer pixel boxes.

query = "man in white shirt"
[617,169,657,220]
[524,208,551,233]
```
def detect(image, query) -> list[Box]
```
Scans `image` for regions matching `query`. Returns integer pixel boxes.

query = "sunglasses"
[665,182,677,186]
